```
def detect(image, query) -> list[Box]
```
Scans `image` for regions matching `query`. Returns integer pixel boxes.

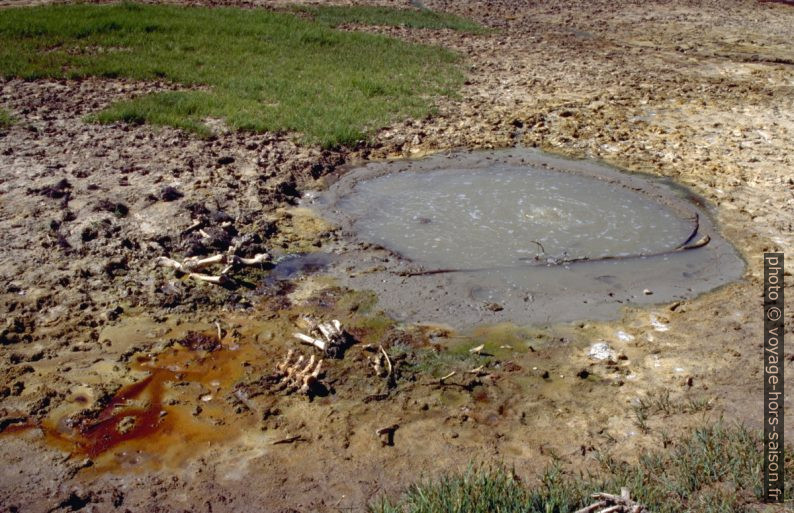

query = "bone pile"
[156,239,269,285]
[293,318,349,358]
[275,349,324,396]
[574,488,649,513]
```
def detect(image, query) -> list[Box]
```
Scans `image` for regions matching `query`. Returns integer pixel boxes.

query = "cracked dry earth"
[1,0,793,512]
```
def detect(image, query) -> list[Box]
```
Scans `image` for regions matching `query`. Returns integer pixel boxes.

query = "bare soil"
[0,1,792,512]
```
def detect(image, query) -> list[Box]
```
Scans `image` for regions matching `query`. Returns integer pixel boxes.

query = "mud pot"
[309,149,744,326]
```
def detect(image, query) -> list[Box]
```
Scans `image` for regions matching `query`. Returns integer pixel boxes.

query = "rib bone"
[277,350,325,396]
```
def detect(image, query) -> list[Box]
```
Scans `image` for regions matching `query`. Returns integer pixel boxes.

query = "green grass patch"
[294,5,489,34]
[373,424,794,513]
[0,108,13,129]
[402,346,485,378]
[0,3,471,147]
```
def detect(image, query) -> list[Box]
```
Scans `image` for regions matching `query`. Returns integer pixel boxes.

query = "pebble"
[588,342,616,361]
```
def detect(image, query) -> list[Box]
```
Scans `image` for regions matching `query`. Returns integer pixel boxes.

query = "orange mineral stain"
[4,333,264,472]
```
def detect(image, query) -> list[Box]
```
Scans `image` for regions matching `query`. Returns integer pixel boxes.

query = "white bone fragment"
[183,254,225,271]
[157,256,187,273]
[294,332,327,351]
[236,253,270,265]
[277,349,294,373]
[439,371,456,382]
[379,345,393,378]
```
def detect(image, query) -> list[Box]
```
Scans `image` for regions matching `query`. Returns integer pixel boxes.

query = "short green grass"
[0,108,13,129]
[373,424,794,513]
[294,5,489,33]
[0,3,476,146]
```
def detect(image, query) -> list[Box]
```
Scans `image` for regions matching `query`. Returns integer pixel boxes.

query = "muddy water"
[334,161,692,268]
[311,149,745,327]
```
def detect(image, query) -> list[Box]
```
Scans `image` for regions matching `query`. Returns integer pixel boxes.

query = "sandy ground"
[0,0,793,511]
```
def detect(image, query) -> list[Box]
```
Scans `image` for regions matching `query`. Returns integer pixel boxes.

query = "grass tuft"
[0,3,474,147]
[0,108,13,130]
[373,424,794,513]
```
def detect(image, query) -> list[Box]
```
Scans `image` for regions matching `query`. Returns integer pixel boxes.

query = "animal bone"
[375,424,398,446]
[469,344,485,355]
[294,332,327,352]
[379,345,392,378]
[277,349,295,373]
[573,488,648,513]
[156,251,270,286]
[369,345,393,381]
[370,352,386,377]
[293,318,350,358]
[468,365,489,376]
[157,257,236,285]
[276,350,324,396]
[439,371,456,383]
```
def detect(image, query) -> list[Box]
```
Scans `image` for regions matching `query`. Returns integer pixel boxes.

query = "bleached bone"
[190,271,233,285]
[439,371,456,382]
[277,349,295,373]
[157,256,190,273]
[293,318,349,358]
[285,354,304,380]
[294,332,327,351]
[236,254,270,266]
[468,365,489,376]
[157,257,234,285]
[375,424,398,446]
[369,345,394,385]
[300,359,323,395]
[370,351,386,378]
[277,350,324,396]
[181,253,270,272]
[181,218,203,235]
[317,320,342,340]
[157,250,270,286]
[182,254,225,271]
[379,345,392,378]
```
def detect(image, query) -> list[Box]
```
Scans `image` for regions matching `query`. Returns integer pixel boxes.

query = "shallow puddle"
[310,149,745,326]
[266,252,336,283]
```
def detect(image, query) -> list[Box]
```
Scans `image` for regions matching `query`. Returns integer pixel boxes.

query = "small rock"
[160,186,183,202]
[616,330,634,342]
[485,302,504,312]
[588,342,616,361]
[643,289,653,295]
[116,416,136,435]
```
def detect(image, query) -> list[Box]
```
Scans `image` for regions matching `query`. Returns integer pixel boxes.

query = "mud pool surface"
[310,149,744,326]
[1,0,793,512]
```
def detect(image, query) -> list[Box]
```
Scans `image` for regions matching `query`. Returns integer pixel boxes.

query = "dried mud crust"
[0,1,793,512]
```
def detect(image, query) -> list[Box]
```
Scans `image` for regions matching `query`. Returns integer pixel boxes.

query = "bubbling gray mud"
[308,149,744,327]
[337,166,692,269]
